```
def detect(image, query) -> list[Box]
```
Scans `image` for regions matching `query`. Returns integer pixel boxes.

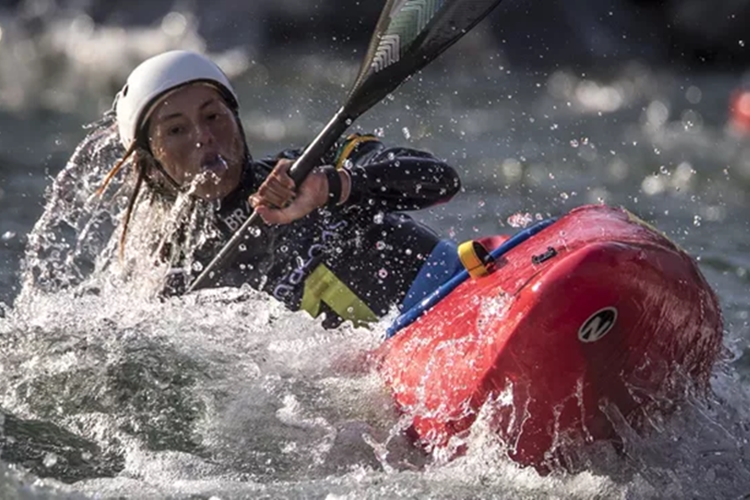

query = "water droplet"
[192,261,204,272]
[507,212,534,228]
[250,227,262,238]
[378,269,389,279]
[405,248,413,256]
[740,40,746,47]
[685,86,702,105]
[239,244,247,252]
[560,192,569,200]
[376,241,386,251]
[570,139,579,148]
[402,127,411,140]
[1,231,16,241]
[43,453,58,468]
[373,212,384,224]
[693,215,702,227]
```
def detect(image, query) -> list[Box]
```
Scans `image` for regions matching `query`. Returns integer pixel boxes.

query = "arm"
[343,144,461,212]
[250,137,462,224]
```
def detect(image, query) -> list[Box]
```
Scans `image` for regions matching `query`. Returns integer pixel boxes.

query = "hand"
[249,159,329,225]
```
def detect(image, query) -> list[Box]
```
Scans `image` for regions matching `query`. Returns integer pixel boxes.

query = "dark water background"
[1,1,750,498]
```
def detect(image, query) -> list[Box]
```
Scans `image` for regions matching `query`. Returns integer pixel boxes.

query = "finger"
[274,158,295,171]
[270,168,295,190]
[265,180,296,200]
[248,194,266,209]
[249,191,291,210]
[255,199,311,226]
[271,159,296,184]
[257,182,296,208]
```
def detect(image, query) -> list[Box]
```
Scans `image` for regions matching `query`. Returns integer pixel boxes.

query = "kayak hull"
[378,205,722,470]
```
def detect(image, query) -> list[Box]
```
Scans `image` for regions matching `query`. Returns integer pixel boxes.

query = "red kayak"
[378,204,722,470]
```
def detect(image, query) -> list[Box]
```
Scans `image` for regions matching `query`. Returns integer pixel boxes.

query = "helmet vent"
[122,84,129,97]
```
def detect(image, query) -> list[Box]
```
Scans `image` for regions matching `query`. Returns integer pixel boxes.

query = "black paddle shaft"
[188,0,505,292]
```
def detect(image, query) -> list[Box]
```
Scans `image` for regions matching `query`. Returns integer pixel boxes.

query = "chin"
[193,167,240,200]
[200,179,238,201]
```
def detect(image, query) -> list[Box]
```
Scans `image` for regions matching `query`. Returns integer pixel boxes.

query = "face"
[147,84,245,200]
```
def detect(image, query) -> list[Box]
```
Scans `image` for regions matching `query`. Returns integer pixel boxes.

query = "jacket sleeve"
[338,136,461,212]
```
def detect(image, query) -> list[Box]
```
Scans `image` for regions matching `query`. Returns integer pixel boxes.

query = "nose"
[195,123,216,149]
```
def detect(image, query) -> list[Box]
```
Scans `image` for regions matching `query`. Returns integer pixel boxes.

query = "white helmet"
[115,50,239,148]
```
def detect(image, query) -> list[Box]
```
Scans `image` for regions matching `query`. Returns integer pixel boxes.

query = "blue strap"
[387,217,558,338]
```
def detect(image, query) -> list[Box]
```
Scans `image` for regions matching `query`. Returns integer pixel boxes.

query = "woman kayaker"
[100,50,462,329]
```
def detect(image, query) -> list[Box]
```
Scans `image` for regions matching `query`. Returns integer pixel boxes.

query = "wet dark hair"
[96,143,176,261]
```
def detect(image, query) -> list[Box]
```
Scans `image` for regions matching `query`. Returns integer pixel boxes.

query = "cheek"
[216,120,244,156]
[231,133,245,158]
[152,139,194,179]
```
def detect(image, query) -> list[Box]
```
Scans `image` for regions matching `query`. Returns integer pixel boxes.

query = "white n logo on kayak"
[578,307,618,343]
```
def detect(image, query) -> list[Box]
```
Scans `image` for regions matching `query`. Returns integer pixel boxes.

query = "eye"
[206,108,227,122]
[168,125,185,136]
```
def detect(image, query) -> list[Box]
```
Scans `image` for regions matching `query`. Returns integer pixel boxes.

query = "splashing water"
[3,45,750,498]
[199,154,229,178]
[507,212,535,228]
[7,119,749,497]
[18,120,126,299]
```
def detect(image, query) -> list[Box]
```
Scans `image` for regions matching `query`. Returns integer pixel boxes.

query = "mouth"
[200,153,228,173]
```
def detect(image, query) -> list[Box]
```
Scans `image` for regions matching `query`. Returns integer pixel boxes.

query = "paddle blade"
[346,0,504,116]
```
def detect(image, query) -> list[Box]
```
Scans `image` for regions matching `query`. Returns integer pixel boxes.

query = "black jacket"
[178,135,461,328]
